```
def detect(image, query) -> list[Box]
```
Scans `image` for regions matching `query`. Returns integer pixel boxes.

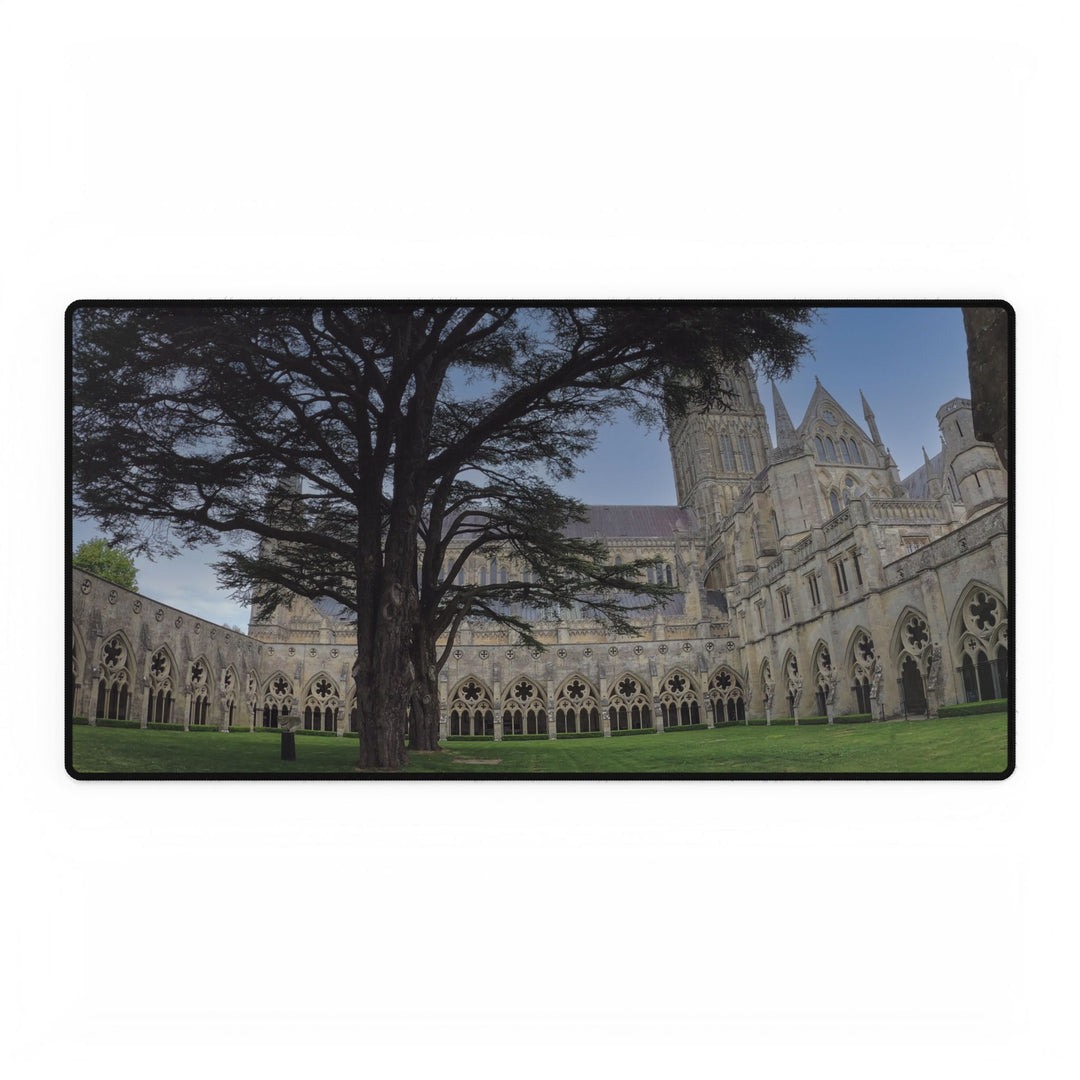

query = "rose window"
[462,681,482,702]
[618,677,639,697]
[513,681,535,702]
[858,635,875,662]
[273,677,289,696]
[103,637,124,670]
[566,679,586,700]
[315,679,332,698]
[906,617,929,650]
[969,593,998,631]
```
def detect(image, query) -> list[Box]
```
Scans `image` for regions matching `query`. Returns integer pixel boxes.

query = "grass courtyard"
[69,711,1010,777]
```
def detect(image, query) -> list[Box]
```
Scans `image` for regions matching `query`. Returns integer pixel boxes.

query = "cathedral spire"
[860,388,884,446]
[771,382,799,451]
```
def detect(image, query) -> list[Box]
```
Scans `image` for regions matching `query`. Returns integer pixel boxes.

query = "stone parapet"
[883,505,1008,585]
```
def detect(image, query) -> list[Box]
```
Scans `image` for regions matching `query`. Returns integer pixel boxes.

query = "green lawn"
[69,712,1010,777]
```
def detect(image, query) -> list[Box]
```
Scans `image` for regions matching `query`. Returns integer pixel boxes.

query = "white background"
[0,4,1068,1078]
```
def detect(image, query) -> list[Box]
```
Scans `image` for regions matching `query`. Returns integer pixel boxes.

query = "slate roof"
[313,596,354,621]
[900,452,943,499]
[561,505,697,539]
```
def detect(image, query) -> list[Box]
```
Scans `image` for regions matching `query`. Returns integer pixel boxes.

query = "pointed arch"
[949,582,1009,702]
[220,663,241,728]
[261,670,296,729]
[302,671,343,732]
[657,668,700,727]
[707,664,746,723]
[96,629,135,721]
[891,606,932,715]
[502,675,547,736]
[187,654,214,726]
[554,674,601,734]
[145,643,178,724]
[608,671,653,730]
[449,676,495,736]
[845,626,877,713]
[760,657,775,708]
[810,641,835,715]
[781,649,803,718]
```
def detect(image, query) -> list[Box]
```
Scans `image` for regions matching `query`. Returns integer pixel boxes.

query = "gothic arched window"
[739,434,754,472]
[829,491,841,515]
[815,436,826,461]
[721,435,735,471]
[825,437,838,462]
[849,439,861,464]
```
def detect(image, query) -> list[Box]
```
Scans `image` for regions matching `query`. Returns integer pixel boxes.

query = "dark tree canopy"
[71,303,816,769]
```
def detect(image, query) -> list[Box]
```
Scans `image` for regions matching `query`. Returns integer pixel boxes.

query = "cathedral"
[71,363,1009,739]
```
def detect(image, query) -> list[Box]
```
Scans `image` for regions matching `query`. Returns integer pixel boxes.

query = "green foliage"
[937,699,1008,717]
[72,537,139,592]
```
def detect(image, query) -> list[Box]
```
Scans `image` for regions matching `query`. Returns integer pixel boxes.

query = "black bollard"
[281,730,296,760]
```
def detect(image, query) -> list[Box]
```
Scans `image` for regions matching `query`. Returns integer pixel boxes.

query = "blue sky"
[73,305,976,629]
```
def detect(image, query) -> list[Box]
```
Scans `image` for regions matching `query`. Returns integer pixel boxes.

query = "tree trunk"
[353,534,411,771]
[962,306,1010,468]
[407,630,442,752]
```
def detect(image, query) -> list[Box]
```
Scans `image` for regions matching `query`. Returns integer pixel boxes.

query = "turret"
[937,397,1007,517]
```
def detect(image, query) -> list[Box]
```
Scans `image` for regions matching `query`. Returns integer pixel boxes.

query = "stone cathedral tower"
[668,362,773,531]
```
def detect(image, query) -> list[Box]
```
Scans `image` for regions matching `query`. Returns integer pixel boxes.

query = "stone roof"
[900,452,944,499]
[561,505,697,539]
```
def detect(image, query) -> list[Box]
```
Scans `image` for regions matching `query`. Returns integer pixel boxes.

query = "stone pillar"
[438,677,449,742]
[703,693,715,728]
[825,699,835,724]
[601,701,612,738]
[764,697,773,725]
[654,698,665,733]
[86,670,101,725]
[182,687,192,731]
[545,676,557,740]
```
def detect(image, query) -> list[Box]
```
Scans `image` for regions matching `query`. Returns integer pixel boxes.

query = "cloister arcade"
[74,584,1008,736]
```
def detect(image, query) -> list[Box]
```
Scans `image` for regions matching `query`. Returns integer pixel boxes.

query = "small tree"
[73,537,139,592]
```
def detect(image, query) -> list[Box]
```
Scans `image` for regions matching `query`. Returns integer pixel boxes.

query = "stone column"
[182,687,193,731]
[702,692,715,728]
[438,677,449,742]
[86,669,101,725]
[654,698,665,733]
[545,675,557,740]
[601,701,612,738]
